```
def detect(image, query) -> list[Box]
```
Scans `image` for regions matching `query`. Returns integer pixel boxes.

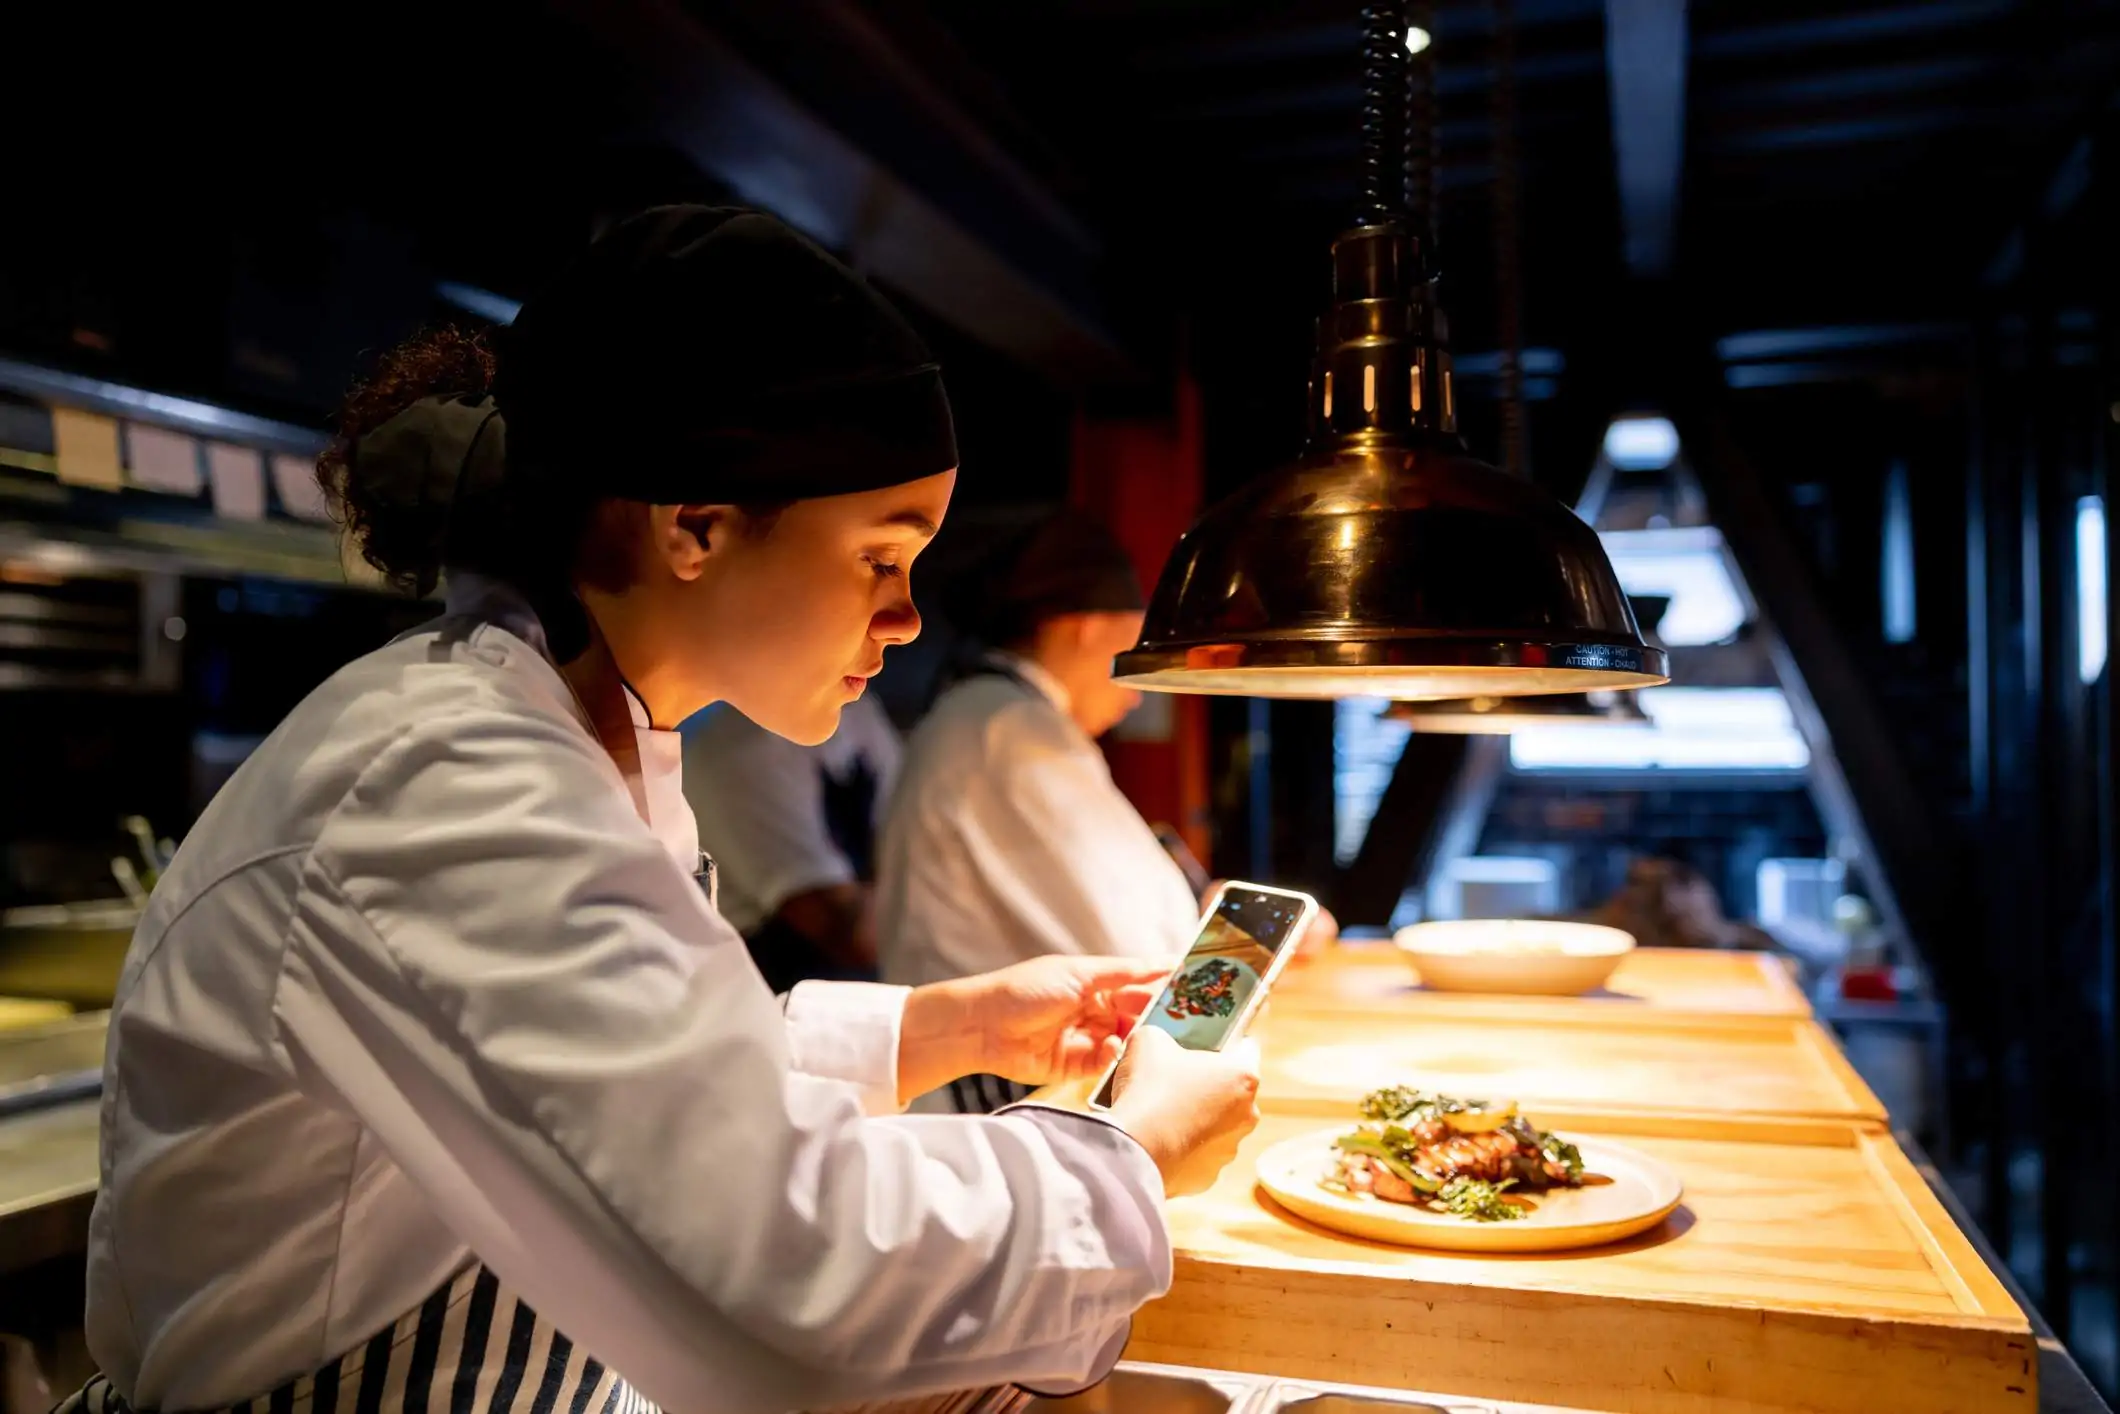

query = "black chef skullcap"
[942,507,1146,647]
[493,205,958,501]
[338,393,508,599]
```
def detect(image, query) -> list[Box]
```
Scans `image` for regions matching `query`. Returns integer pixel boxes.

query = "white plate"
[1393,919,1635,996]
[1254,1126,1684,1253]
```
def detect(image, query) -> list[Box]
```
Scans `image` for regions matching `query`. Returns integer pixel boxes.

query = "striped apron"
[53,1264,652,1414]
[943,1074,1034,1114]
[53,1260,1045,1414]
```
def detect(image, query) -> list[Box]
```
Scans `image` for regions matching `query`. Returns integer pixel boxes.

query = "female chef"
[874,511,1332,1113]
[66,208,1259,1414]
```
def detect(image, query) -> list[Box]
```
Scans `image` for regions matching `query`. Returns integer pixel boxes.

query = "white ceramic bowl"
[1392,919,1636,996]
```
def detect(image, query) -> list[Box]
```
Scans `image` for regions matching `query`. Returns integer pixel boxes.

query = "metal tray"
[0,1012,107,1118]
[1024,1363,1262,1414]
[1025,1364,1500,1414]
[1255,1380,1493,1414]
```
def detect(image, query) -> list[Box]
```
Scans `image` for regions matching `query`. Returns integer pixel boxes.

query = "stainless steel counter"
[0,1013,105,1117]
[1030,1361,1638,1414]
[1048,1354,2108,1414]
[0,1013,104,1277]
[0,1099,97,1276]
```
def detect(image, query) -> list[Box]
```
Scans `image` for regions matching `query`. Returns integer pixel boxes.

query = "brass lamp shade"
[1386,689,1651,735]
[1115,224,1667,700]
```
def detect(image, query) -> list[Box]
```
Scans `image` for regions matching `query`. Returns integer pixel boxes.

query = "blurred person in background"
[877,508,1332,1112]
[1587,854,1776,951]
[683,691,901,993]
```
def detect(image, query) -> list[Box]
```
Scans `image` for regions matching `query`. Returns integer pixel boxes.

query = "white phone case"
[1089,879,1318,1110]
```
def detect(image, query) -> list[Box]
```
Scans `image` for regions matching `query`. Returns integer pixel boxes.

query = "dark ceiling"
[909,0,2120,338]
[4,0,2118,473]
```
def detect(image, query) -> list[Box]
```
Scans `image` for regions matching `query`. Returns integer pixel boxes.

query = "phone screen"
[1091,884,1311,1108]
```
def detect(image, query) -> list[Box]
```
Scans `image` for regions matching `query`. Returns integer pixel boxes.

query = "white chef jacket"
[875,656,1201,993]
[683,694,903,936]
[84,578,1169,1413]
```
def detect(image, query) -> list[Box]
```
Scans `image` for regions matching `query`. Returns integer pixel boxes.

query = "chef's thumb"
[1125,1025,1180,1060]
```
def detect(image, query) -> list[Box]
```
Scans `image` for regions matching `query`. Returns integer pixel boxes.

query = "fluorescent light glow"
[1508,687,1809,772]
[1882,459,1915,644]
[1405,26,1432,54]
[435,280,523,325]
[1602,415,1680,471]
[1600,526,1749,645]
[2079,494,2106,683]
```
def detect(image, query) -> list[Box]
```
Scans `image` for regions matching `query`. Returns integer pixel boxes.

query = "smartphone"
[1089,880,1318,1110]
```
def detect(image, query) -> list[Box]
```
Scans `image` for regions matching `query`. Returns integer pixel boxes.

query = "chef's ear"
[661,505,738,581]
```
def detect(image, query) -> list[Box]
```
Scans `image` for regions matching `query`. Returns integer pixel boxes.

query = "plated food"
[1167,957,1242,1020]
[1326,1085,1585,1221]
[1253,1086,1684,1252]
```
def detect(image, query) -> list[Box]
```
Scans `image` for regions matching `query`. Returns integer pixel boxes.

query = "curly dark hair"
[316,326,500,595]
[317,323,791,607]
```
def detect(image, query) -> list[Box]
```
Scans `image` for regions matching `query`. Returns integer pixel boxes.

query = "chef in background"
[684,691,901,992]
[878,509,1332,1112]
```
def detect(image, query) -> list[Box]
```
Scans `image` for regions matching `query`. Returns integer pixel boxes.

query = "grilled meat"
[1327,1087,1587,1216]
[1414,1128,1537,1183]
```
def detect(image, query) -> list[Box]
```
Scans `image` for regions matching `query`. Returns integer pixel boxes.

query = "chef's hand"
[1106,1027,1262,1197]
[1292,904,1340,963]
[896,954,1167,1107]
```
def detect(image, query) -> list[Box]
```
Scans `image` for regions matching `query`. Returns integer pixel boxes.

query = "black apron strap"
[943,1074,1035,1114]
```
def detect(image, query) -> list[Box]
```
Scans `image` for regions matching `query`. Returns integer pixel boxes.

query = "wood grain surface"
[1245,1008,1886,1125]
[1274,944,1812,1024]
[1127,1113,2034,1413]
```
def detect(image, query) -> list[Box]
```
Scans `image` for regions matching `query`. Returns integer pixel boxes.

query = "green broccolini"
[1331,1084,1589,1221]
[1432,1177,1528,1222]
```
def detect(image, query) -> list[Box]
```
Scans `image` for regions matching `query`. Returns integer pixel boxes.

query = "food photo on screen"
[1141,890,1303,1049]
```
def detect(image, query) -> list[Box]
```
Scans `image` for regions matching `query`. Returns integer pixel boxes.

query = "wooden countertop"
[0,941,2072,1410]
[1154,1113,2015,1321]
[1130,1112,2033,1413]
[1244,1007,1885,1127]
[1275,944,1812,1023]
[1050,947,2040,1411]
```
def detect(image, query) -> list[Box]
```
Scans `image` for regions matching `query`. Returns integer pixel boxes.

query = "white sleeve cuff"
[999,1104,1170,1383]
[782,979,909,1115]
[1001,1104,1171,1276]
